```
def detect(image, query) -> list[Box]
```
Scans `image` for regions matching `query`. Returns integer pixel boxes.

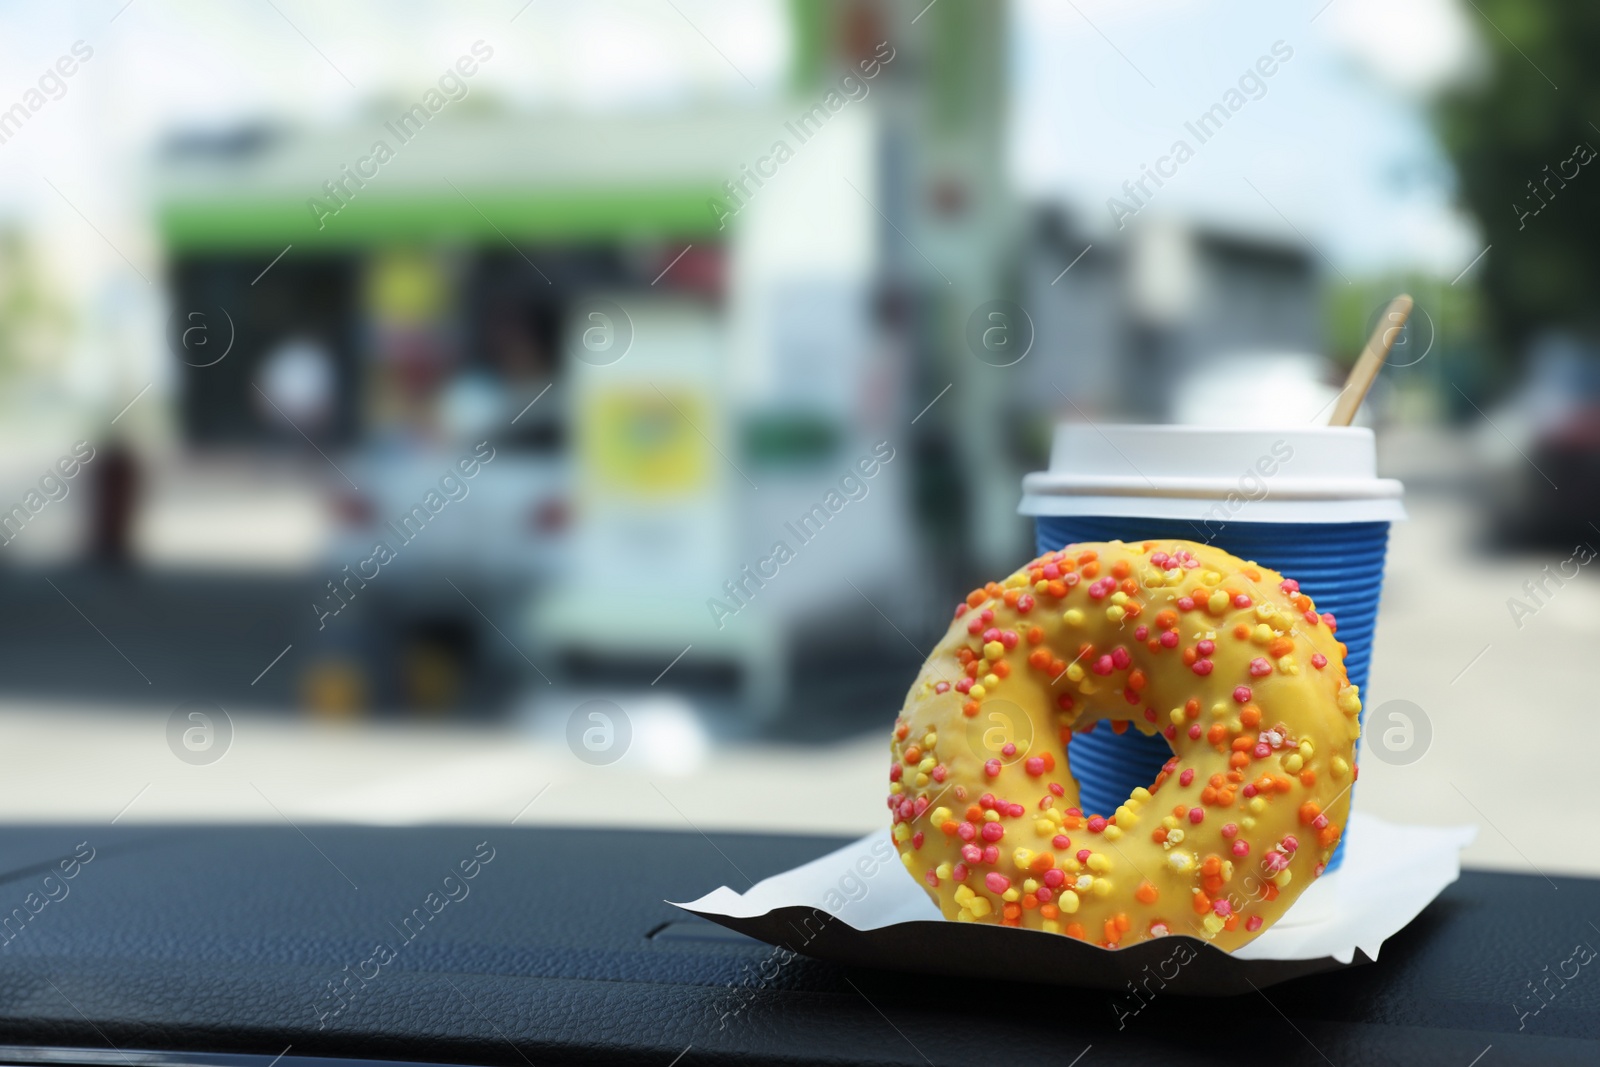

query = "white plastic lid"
[1019,425,1406,524]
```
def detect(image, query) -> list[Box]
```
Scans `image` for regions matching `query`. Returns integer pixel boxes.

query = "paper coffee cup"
[1020,425,1405,871]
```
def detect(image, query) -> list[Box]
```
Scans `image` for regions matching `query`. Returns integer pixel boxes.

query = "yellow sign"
[582,387,712,496]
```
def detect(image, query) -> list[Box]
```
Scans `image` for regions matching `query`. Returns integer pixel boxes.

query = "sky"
[1010,0,1484,275]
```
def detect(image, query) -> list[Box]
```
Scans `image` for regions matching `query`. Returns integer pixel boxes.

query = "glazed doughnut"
[887,540,1360,951]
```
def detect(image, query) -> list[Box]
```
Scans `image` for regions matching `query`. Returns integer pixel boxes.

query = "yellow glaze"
[887,540,1358,951]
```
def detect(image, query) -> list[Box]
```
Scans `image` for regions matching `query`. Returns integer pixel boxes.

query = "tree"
[1435,1,1600,359]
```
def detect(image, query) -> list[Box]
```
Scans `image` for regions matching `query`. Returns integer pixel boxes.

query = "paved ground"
[1,450,1596,881]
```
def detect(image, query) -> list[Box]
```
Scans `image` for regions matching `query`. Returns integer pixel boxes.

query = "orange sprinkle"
[1030,851,1055,872]
[1128,669,1147,691]
[904,745,922,763]
[1234,623,1250,640]
[1155,610,1178,630]
[1116,913,1131,933]
[940,820,959,836]
[1027,626,1045,645]
[993,661,1011,678]
[1103,919,1120,944]
[1192,891,1211,915]
[1003,589,1020,607]
[1240,706,1261,728]
[1082,561,1100,578]
[1047,579,1067,598]
[966,805,985,822]
[1299,802,1321,824]
[1152,827,1168,844]
[1077,550,1098,564]
[1183,647,1199,667]
[1111,720,1130,734]
[1228,752,1250,769]
[965,590,986,608]
[1124,601,1143,619]
[1224,913,1240,932]
[1120,578,1138,595]
[1231,737,1253,752]
[962,701,980,718]
[1028,649,1052,670]
[895,723,909,740]
[1111,560,1131,579]
[1040,903,1060,920]
[1269,637,1295,658]
[1003,903,1022,921]
[1185,699,1201,719]
[1244,568,1261,581]
[1206,723,1228,745]
[1299,769,1317,787]
[1022,893,1039,910]
[1066,922,1086,940]
[1135,881,1159,904]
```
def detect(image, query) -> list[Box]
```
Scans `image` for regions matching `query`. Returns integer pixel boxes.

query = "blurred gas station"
[0,0,1597,875]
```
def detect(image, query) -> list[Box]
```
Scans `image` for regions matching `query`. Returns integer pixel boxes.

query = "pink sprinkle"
[931,765,948,782]
[1125,688,1142,705]
[1142,706,1157,721]
[1263,852,1288,873]
[911,831,924,849]
[934,681,951,694]
[954,604,969,618]
[1042,564,1061,580]
[1093,654,1114,676]
[1197,639,1216,656]
[1016,594,1035,613]
[1221,822,1238,838]
[1279,579,1299,594]
[1283,835,1299,852]
[1001,630,1019,649]
[1076,849,1092,863]
[966,619,984,635]
[980,821,1004,843]
[1232,840,1250,857]
[1253,742,1271,759]
[1234,686,1253,703]
[979,793,996,809]
[1111,647,1132,670]
[889,764,903,782]
[1212,899,1232,917]
[1087,815,1108,833]
[1025,756,1045,775]
[1177,596,1195,611]
[1312,814,1329,830]
[1134,625,1149,641]
[1036,887,1052,903]
[961,844,982,863]
[1322,613,1337,632]
[981,845,1000,864]
[1242,783,1258,798]
[1311,653,1328,670]
[983,627,1001,643]
[1006,802,1026,818]
[957,822,976,842]
[985,872,1011,894]
[953,863,969,882]
[955,678,973,694]
[1001,742,1017,757]
[1063,572,1081,587]
[1249,658,1272,677]
[1160,631,1179,648]
[1233,594,1252,608]
[981,609,994,623]
[1187,807,1204,824]
[1187,724,1202,740]
[925,869,940,887]
[1179,768,1195,786]
[1066,808,1082,818]
[1303,610,1320,626]
[1043,868,1065,888]
[1192,659,1214,676]
[1052,835,1071,850]
[1151,552,1170,567]
[984,759,1001,778]
[1246,915,1264,932]
[1048,782,1065,797]
[1164,725,1178,740]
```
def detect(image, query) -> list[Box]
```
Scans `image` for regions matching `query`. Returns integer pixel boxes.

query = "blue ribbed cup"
[1034,515,1389,872]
